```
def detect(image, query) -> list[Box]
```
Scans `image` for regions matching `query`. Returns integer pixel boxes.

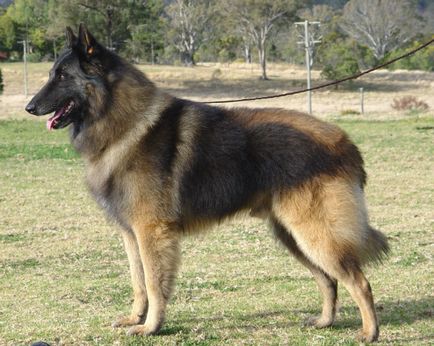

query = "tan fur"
[272,175,371,267]
[272,174,380,341]
[112,231,147,328]
[234,108,345,149]
[271,224,338,328]
[126,216,180,336]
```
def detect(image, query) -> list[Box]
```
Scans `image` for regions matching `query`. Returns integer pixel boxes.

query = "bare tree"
[340,0,421,60]
[298,4,335,26]
[166,0,214,66]
[224,0,300,80]
[238,26,253,64]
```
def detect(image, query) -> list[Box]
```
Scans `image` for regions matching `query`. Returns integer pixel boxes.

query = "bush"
[0,69,3,95]
[218,48,231,63]
[391,96,429,112]
[340,109,360,116]
[388,37,434,72]
[27,52,42,63]
[317,36,360,88]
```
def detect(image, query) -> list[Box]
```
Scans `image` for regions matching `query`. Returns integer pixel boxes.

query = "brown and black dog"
[25,24,388,342]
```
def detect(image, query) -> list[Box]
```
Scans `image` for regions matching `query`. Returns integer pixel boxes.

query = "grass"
[0,117,433,345]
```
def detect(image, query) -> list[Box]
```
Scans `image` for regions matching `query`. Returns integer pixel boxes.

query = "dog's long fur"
[26,25,389,342]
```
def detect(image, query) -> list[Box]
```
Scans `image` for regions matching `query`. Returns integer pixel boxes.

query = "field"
[0,62,433,345]
[1,61,434,118]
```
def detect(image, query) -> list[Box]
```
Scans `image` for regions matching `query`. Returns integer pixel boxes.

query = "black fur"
[139,98,184,174]
[177,104,364,222]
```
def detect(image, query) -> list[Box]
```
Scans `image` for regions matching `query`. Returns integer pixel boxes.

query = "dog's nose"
[25,102,37,114]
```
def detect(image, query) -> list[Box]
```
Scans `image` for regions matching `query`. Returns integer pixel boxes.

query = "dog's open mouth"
[47,100,75,130]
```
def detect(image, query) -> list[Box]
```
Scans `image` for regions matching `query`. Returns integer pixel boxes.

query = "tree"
[340,0,422,60]
[43,1,166,61]
[317,34,360,88]
[0,69,3,95]
[166,0,214,66]
[54,0,131,53]
[195,6,243,64]
[7,0,51,58]
[388,37,434,72]
[75,1,117,49]
[223,0,301,80]
[297,4,335,29]
[0,13,16,50]
[419,1,434,35]
[124,0,165,64]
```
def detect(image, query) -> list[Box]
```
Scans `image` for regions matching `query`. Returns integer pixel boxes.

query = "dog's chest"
[85,160,130,229]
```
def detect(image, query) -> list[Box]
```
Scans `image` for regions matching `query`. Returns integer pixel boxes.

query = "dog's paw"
[126,324,159,336]
[356,329,379,343]
[304,315,334,329]
[112,315,142,328]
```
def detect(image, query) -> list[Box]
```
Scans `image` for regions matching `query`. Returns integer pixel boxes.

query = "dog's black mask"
[25,24,104,130]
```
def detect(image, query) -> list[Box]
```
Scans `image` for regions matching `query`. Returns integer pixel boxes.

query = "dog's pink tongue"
[47,109,63,131]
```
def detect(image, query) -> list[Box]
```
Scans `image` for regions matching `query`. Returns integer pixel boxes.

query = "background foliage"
[0,0,432,78]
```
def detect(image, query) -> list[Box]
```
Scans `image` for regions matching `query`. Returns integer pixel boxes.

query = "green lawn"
[0,117,433,345]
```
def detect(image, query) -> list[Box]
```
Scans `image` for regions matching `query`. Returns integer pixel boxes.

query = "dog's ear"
[78,23,99,58]
[65,26,77,49]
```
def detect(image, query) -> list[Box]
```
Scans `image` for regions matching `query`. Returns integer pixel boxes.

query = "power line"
[202,37,434,105]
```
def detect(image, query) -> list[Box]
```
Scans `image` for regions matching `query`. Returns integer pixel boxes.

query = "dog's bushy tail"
[363,226,390,265]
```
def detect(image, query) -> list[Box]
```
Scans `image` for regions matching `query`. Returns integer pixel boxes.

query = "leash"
[201,38,434,104]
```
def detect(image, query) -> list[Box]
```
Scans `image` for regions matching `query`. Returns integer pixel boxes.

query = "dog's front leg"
[126,220,180,336]
[112,230,148,328]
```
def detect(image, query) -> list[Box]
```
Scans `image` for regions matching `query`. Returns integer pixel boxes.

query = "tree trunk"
[183,51,195,66]
[53,39,57,61]
[151,39,155,65]
[106,6,113,50]
[258,40,268,80]
[244,44,251,64]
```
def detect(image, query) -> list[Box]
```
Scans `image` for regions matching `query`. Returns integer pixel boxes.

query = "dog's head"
[25,24,110,131]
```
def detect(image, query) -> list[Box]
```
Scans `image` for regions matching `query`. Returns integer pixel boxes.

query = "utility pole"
[295,20,321,115]
[18,7,30,97]
[18,40,29,97]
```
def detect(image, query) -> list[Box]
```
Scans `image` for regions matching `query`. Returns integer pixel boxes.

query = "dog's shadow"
[161,309,296,337]
[161,296,433,339]
[335,296,434,328]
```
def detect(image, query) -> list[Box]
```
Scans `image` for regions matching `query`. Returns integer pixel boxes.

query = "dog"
[25,24,389,342]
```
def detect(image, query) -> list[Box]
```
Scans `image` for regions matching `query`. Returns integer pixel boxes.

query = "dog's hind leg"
[127,220,180,336]
[273,177,381,342]
[333,260,378,342]
[270,217,338,328]
[112,230,148,328]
